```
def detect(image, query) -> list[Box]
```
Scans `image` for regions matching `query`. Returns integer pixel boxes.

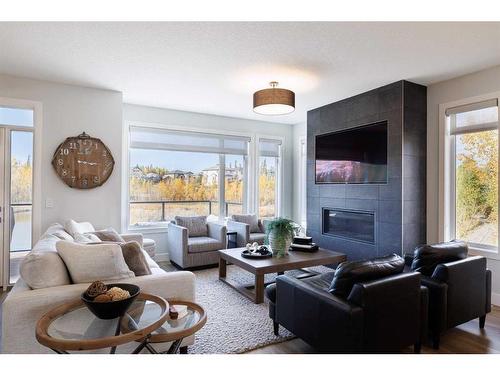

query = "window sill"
[127,226,168,234]
[468,245,500,260]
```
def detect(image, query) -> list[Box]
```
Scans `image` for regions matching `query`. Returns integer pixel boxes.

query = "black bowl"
[81,283,140,320]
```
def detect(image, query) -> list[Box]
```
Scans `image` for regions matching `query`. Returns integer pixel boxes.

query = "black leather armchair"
[266,271,428,353]
[405,253,492,349]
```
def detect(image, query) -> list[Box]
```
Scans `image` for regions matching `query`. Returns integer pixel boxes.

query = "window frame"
[256,135,284,219]
[124,121,258,232]
[439,92,500,258]
[0,98,42,289]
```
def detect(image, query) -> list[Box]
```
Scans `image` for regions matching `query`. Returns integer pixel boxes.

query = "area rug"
[159,262,331,354]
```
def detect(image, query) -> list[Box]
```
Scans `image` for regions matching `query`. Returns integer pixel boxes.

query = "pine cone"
[85,281,108,299]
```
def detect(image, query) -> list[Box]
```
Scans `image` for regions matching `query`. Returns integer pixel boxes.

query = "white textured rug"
[159,262,331,354]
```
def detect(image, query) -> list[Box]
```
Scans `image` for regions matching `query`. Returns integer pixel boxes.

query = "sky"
[0,107,33,163]
[130,148,244,173]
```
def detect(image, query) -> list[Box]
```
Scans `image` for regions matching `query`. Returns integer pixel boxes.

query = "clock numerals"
[53,136,114,189]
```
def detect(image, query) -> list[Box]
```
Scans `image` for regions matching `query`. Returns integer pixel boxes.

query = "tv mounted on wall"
[315,121,388,184]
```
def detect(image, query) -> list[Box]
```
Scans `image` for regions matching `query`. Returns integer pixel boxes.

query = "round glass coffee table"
[122,300,207,354]
[36,293,169,354]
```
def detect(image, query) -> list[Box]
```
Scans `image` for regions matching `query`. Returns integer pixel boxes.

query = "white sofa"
[1,223,196,354]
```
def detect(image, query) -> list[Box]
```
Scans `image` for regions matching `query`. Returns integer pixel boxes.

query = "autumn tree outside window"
[446,98,499,251]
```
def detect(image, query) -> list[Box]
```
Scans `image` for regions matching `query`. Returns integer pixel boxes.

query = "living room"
[1,1,500,373]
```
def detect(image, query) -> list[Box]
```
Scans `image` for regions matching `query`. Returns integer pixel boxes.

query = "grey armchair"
[227,214,267,248]
[168,216,227,269]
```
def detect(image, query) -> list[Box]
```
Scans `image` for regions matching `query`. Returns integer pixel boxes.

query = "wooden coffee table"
[218,248,346,304]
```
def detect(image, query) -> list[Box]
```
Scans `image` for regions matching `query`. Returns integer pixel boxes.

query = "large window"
[446,99,499,250]
[258,138,282,218]
[128,126,249,228]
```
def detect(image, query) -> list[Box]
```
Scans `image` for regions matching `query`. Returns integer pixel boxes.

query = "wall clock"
[51,132,115,189]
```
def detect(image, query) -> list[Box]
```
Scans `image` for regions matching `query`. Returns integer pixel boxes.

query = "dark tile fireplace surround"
[306,80,427,261]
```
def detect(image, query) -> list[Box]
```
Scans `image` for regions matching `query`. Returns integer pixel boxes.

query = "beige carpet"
[159,262,331,354]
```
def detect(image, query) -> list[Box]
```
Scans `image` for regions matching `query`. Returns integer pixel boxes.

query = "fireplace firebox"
[322,208,375,244]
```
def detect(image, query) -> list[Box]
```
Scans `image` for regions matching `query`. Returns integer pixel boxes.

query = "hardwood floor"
[1,287,499,354]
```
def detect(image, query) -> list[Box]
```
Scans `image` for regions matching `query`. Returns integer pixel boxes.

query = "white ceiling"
[1,22,500,124]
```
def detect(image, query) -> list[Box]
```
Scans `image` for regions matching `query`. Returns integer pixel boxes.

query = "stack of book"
[289,236,319,252]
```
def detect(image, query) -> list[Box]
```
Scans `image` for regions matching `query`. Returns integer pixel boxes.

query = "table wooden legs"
[219,256,266,304]
[254,274,264,304]
[219,258,227,278]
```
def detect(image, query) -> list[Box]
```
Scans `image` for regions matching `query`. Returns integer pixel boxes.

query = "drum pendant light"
[253,81,295,115]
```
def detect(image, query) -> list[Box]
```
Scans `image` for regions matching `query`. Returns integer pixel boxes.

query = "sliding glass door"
[0,106,34,288]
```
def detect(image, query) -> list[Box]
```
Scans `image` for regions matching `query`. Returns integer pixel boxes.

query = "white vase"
[268,231,293,258]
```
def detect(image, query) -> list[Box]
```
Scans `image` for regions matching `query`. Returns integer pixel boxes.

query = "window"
[258,138,282,218]
[0,106,34,127]
[128,126,249,228]
[446,99,499,250]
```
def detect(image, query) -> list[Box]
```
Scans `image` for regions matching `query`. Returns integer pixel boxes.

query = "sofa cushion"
[232,214,260,233]
[91,228,125,243]
[249,232,266,244]
[20,233,71,289]
[329,254,404,298]
[119,241,152,276]
[410,240,468,276]
[56,241,134,283]
[64,219,95,237]
[175,216,208,237]
[187,236,224,254]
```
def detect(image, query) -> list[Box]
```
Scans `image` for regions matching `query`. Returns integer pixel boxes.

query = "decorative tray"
[241,248,273,259]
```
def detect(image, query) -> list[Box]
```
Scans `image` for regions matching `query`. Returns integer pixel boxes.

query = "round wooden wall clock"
[51,132,115,189]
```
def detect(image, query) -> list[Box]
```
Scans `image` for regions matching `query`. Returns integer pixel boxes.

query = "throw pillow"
[175,216,208,237]
[91,228,125,243]
[329,254,405,298]
[74,232,102,243]
[45,223,75,241]
[120,241,152,276]
[56,241,134,283]
[64,219,96,237]
[231,214,260,233]
[410,240,468,276]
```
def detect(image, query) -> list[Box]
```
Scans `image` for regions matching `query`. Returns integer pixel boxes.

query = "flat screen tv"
[315,121,388,184]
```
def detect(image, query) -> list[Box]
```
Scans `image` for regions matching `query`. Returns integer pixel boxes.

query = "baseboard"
[154,253,170,262]
[492,292,500,307]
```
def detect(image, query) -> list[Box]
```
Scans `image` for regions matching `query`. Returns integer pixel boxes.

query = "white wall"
[123,103,295,258]
[292,122,306,224]
[427,64,500,301]
[0,74,123,235]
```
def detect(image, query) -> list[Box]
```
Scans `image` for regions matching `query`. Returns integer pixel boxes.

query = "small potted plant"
[265,218,300,258]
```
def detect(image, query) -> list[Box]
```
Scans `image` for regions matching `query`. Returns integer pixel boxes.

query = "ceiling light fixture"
[253,81,295,115]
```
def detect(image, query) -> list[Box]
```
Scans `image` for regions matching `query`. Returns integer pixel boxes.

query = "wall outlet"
[45,198,54,208]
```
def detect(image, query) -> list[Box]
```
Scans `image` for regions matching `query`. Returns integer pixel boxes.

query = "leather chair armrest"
[404,254,414,268]
[432,256,488,327]
[276,275,363,352]
[420,285,429,345]
[486,269,492,314]
[347,272,423,351]
[421,275,448,334]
